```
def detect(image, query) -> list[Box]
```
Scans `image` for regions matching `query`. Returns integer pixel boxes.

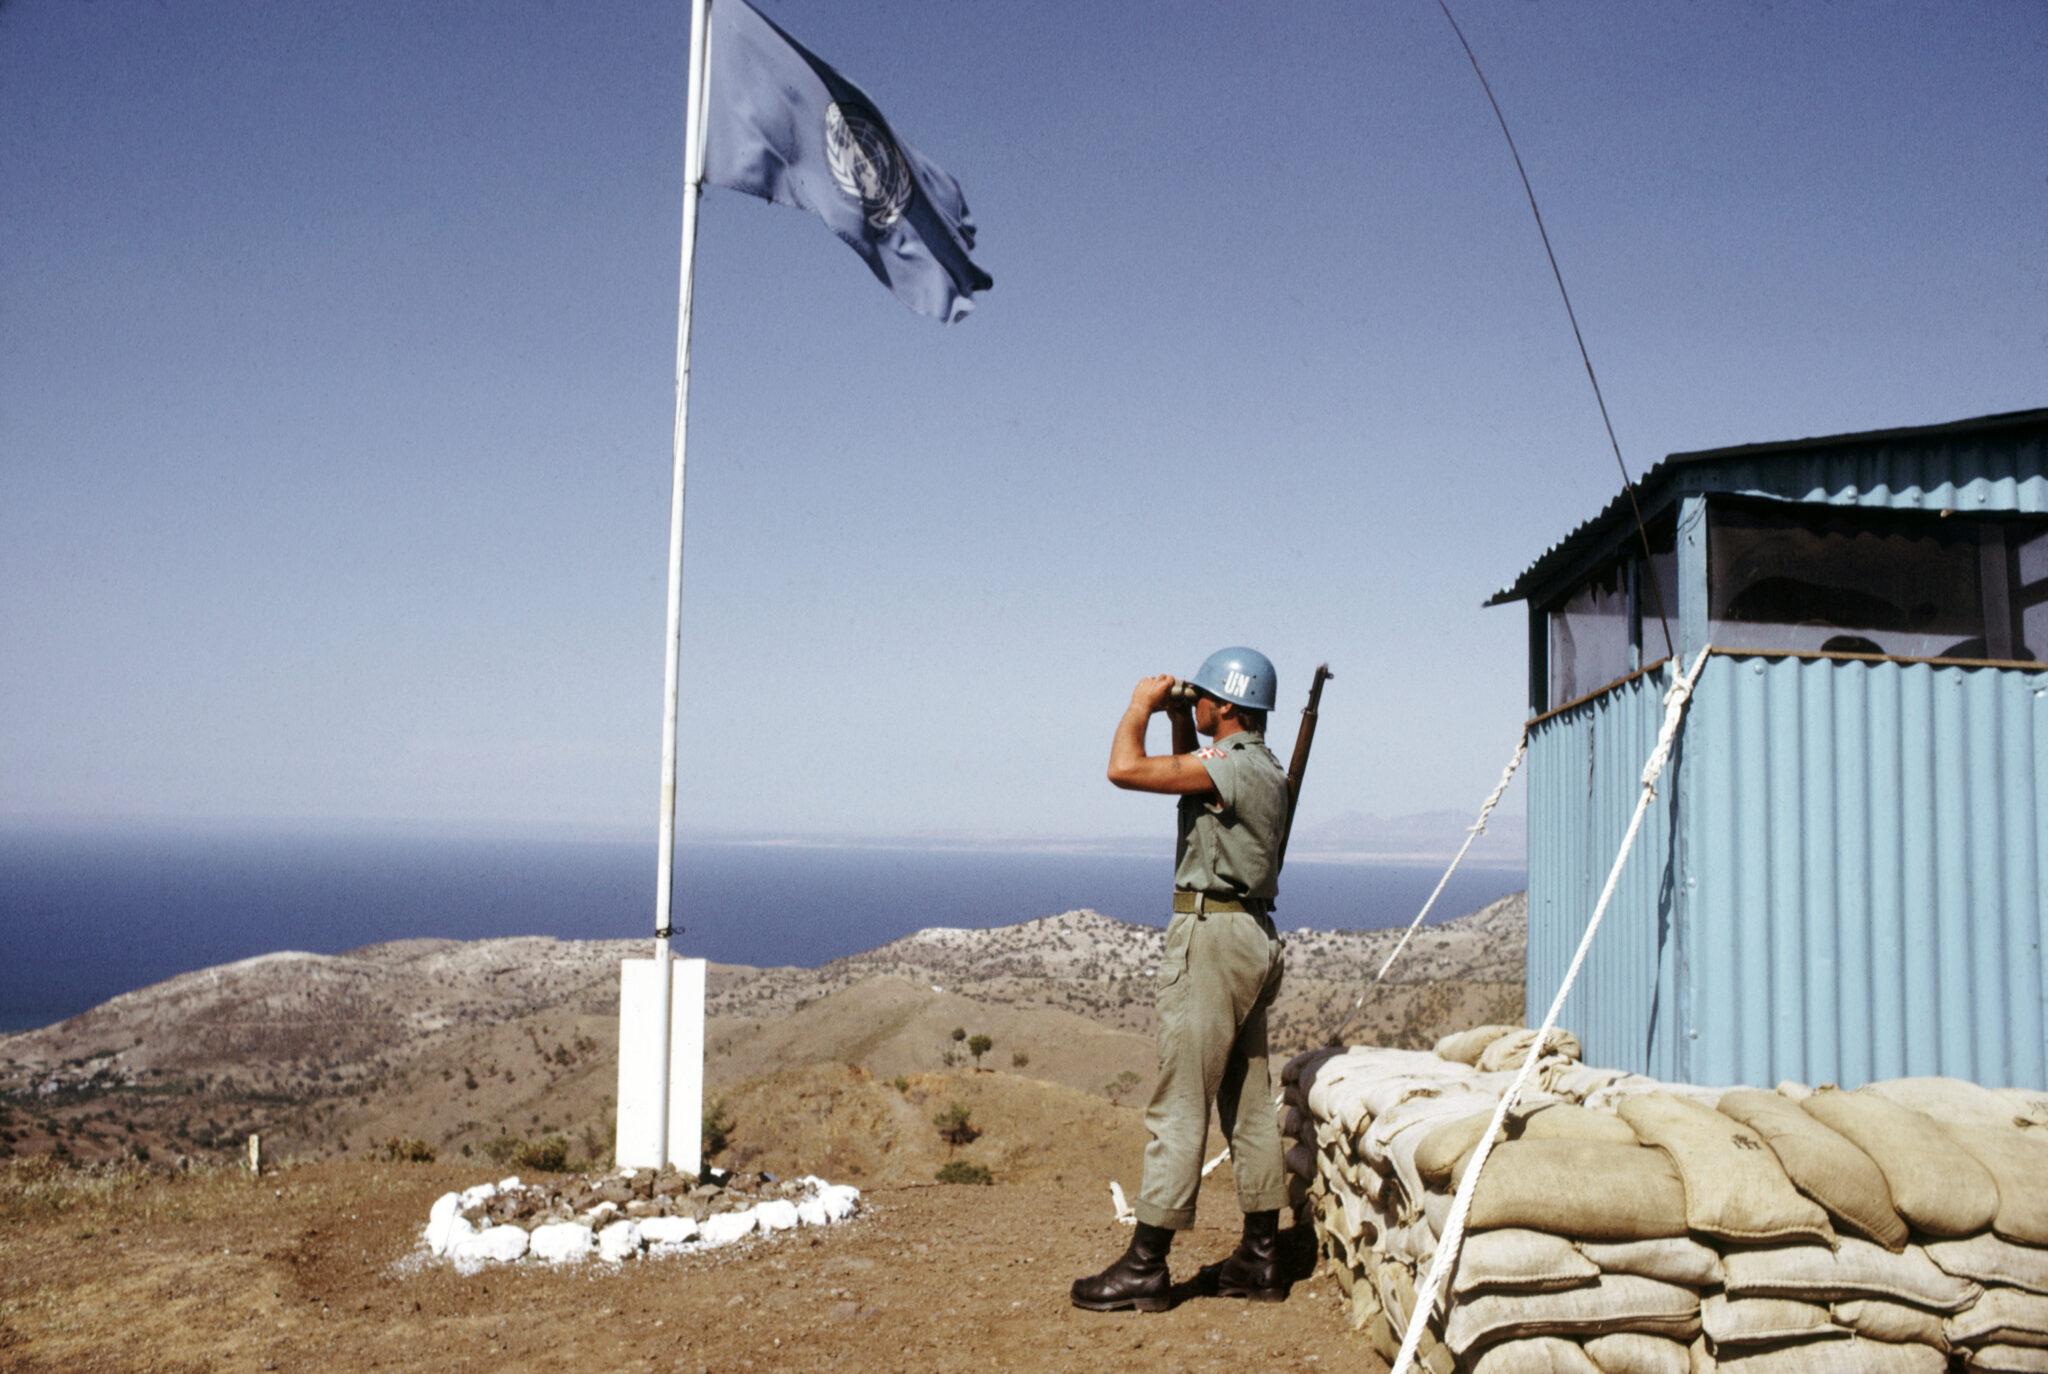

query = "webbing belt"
[1172,890,1271,916]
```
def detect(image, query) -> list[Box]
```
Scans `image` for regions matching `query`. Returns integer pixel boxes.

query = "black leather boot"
[1208,1209,1286,1301]
[1070,1221,1174,1312]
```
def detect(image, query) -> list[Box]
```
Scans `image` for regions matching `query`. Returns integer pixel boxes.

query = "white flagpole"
[649,0,713,1169]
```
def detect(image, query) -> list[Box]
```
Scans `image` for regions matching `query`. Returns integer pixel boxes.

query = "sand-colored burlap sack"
[1700,1292,1844,1350]
[1521,1104,1645,1144]
[1378,1087,1509,1216]
[1444,1105,1642,1192]
[1582,1330,1690,1374]
[1943,1121,2048,1247]
[1716,1087,1907,1250]
[1453,1228,1602,1297]
[1831,1298,1951,1349]
[1418,1110,1497,1188]
[1479,1028,1584,1073]
[1801,1088,2000,1237]
[1721,1237,1983,1312]
[1376,1256,1420,1334]
[1868,1077,2038,1130]
[1968,1344,2048,1372]
[1699,1338,1946,1372]
[1469,1336,1605,1374]
[1948,1288,2048,1350]
[1468,1140,1687,1240]
[1576,1237,1723,1289]
[1928,1235,2048,1298]
[1443,1274,1703,1358]
[1439,1025,1524,1066]
[1618,1092,1833,1246]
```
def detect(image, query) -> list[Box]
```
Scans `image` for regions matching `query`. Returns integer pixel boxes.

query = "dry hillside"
[0,894,1523,1172]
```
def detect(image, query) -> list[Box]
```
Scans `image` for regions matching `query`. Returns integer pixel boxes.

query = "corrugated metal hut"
[1490,408,2048,1090]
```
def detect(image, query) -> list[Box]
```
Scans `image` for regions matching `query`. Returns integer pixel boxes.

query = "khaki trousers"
[1134,906,1288,1230]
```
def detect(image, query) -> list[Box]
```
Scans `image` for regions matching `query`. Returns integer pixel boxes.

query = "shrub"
[512,1135,571,1173]
[968,1034,993,1067]
[701,1099,733,1158]
[381,1135,436,1164]
[933,1102,979,1148]
[891,1075,911,1093]
[935,1160,993,1186]
[1010,1051,1029,1069]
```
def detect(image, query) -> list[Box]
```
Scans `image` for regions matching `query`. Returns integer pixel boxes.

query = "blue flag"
[702,0,992,323]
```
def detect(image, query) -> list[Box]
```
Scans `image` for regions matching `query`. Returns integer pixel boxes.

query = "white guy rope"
[1325,730,1530,1046]
[1387,646,1711,1374]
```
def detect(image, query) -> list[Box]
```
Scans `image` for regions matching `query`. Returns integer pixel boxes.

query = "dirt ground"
[0,1160,1382,1373]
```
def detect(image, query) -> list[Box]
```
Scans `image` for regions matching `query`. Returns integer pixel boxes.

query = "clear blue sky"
[3,0,2043,845]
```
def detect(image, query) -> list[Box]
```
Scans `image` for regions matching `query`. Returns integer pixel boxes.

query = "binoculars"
[1165,680,1202,706]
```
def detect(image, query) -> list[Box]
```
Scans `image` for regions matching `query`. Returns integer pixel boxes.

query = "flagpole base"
[615,956,706,1174]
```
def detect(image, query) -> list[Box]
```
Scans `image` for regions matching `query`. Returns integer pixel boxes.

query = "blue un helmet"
[1190,646,1278,711]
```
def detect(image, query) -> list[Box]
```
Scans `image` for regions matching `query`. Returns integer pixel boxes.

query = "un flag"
[702,0,993,323]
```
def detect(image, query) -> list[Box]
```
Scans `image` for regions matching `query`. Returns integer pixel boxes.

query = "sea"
[0,827,1524,1035]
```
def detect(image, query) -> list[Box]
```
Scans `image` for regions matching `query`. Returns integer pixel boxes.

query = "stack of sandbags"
[1281,1034,2048,1374]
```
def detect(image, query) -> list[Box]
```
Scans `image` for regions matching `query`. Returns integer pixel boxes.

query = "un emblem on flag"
[825,101,912,233]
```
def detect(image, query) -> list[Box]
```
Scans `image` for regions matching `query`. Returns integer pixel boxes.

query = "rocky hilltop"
[0,894,1523,1170]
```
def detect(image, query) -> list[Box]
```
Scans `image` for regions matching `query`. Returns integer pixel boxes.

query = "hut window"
[1709,504,2044,662]
[1548,561,1632,704]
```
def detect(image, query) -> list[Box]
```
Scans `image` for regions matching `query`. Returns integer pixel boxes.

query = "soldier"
[1072,647,1291,1312]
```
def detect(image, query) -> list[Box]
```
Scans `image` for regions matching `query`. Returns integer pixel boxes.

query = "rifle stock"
[1276,663,1332,873]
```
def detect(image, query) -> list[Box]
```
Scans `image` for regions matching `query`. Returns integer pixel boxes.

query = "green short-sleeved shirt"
[1173,730,1290,901]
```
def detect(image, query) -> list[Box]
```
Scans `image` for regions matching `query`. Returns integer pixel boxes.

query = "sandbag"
[1479,1028,1584,1073]
[1707,1339,1946,1373]
[1720,1237,1984,1313]
[1868,1076,2037,1130]
[1470,1337,1605,1374]
[1439,1025,1523,1066]
[1446,1104,1639,1192]
[1944,1121,2048,1247]
[1831,1298,1951,1349]
[1467,1141,1688,1241]
[1576,1237,1724,1289]
[1970,1345,2048,1372]
[1928,1235,2048,1298]
[1618,1092,1833,1246]
[1716,1087,1907,1250]
[1417,1110,1497,1187]
[1582,1331,1691,1374]
[1801,1088,2000,1237]
[1949,1288,2048,1350]
[1700,1292,1844,1349]
[1521,1104,1644,1145]
[1444,1274,1703,1358]
[1454,1228,1602,1297]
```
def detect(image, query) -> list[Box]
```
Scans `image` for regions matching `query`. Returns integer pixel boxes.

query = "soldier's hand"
[1129,674,1175,716]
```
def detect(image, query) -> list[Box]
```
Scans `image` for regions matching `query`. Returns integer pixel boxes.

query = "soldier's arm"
[1108,675,1218,796]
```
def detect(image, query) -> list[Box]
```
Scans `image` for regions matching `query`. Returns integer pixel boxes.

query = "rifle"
[1275,663,1332,873]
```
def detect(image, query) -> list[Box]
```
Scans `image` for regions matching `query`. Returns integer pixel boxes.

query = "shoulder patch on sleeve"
[1195,747,1226,760]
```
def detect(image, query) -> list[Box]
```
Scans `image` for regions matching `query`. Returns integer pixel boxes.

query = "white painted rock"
[425,1192,465,1255]
[755,1199,800,1232]
[496,1176,521,1192]
[589,1201,620,1225]
[458,1181,498,1208]
[530,1222,596,1262]
[639,1216,701,1246]
[698,1210,758,1247]
[815,1185,861,1222]
[597,1220,644,1262]
[453,1224,531,1265]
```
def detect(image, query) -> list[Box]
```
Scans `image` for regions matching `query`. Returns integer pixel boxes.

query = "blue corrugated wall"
[1526,666,1683,1079]
[1531,654,2048,1091]
[1683,654,2048,1090]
